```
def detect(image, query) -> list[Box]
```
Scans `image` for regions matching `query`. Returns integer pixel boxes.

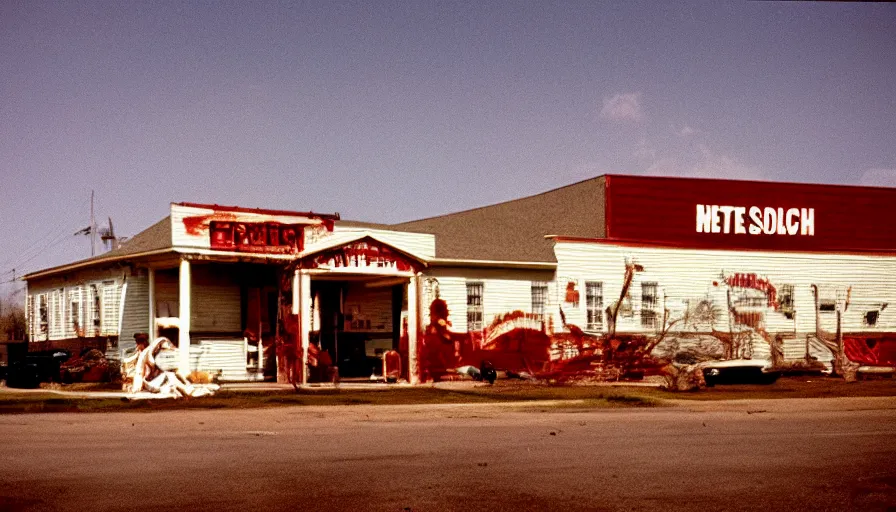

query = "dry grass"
[0,376,893,414]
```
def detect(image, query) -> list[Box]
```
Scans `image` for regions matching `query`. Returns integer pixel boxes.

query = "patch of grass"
[1,375,893,414]
[0,384,657,413]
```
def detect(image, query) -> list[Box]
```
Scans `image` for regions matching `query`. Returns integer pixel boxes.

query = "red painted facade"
[604,175,896,253]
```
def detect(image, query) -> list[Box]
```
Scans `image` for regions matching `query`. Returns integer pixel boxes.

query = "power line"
[0,229,81,277]
[0,231,76,275]
[0,223,77,269]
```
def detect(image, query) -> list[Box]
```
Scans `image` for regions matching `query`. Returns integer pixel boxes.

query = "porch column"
[178,258,191,374]
[407,272,422,384]
[147,268,156,338]
[299,270,312,385]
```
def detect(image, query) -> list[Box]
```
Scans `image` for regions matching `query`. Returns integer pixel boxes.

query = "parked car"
[5,350,71,388]
[701,359,780,386]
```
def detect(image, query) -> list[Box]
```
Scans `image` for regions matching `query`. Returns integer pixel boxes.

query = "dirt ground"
[0,396,894,511]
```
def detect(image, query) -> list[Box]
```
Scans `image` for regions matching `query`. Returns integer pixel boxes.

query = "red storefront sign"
[604,175,896,253]
[209,221,304,254]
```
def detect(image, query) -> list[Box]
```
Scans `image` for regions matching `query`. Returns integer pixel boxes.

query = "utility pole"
[90,190,97,257]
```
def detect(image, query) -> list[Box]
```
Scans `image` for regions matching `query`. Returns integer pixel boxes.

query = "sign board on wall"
[604,175,896,253]
[172,203,337,254]
[300,239,421,273]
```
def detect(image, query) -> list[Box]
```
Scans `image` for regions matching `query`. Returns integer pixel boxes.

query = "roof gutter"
[427,258,556,270]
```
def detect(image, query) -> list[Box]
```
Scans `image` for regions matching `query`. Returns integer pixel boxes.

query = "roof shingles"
[391,176,606,263]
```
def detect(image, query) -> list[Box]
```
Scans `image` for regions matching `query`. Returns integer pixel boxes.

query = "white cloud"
[858,168,896,188]
[600,93,644,123]
[645,144,765,181]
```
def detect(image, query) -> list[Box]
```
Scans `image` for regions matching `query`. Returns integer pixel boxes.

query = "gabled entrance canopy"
[284,233,428,385]
[292,233,429,275]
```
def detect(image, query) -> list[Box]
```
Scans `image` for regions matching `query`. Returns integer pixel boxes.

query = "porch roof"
[22,217,175,280]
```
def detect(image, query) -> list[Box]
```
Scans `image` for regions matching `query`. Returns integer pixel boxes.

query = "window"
[865,310,879,327]
[585,282,603,330]
[819,300,836,312]
[38,294,48,335]
[531,283,548,320]
[466,282,483,331]
[26,294,33,340]
[90,284,101,333]
[70,287,82,336]
[102,281,120,335]
[53,288,65,338]
[641,282,658,328]
[778,284,794,319]
[620,290,633,318]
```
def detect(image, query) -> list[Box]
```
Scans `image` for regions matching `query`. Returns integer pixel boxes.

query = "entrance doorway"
[310,278,406,379]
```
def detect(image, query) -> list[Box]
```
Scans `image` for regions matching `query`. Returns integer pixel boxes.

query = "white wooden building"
[22,175,896,382]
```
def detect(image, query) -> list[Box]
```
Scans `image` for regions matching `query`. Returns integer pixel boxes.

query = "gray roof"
[23,217,173,279]
[391,176,607,263]
[100,216,173,258]
[27,177,610,279]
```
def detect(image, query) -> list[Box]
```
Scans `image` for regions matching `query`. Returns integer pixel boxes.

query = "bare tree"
[810,284,859,381]
[604,260,643,341]
[0,296,26,342]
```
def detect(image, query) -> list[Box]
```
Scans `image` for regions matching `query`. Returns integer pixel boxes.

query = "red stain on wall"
[416,299,665,383]
[183,214,235,236]
[724,272,778,308]
[844,336,896,366]
[301,240,421,273]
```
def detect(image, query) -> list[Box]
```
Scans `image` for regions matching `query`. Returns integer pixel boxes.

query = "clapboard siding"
[333,226,436,260]
[344,284,394,332]
[553,242,896,336]
[154,339,250,381]
[118,275,149,358]
[191,265,241,333]
[25,268,127,342]
[421,267,555,332]
[153,271,179,317]
[101,280,121,336]
[171,204,325,250]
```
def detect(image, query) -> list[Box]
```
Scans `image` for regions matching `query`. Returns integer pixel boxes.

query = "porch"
[139,235,426,385]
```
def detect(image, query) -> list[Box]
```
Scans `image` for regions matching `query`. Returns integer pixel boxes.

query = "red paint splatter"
[844,336,896,366]
[416,299,665,383]
[301,239,422,272]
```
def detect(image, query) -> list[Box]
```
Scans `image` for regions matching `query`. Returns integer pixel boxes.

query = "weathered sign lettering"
[696,205,814,236]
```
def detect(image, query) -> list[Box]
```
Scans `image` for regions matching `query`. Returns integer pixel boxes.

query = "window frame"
[778,284,795,319]
[38,293,48,336]
[70,287,82,336]
[585,281,604,331]
[531,282,548,321]
[640,281,659,328]
[466,281,484,331]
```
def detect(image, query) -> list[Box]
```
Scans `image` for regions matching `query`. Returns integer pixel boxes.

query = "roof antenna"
[100,216,119,251]
[75,191,98,256]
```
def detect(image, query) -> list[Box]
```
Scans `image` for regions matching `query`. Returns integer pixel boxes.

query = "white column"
[178,258,191,374]
[291,270,300,315]
[299,270,312,385]
[147,268,156,338]
[407,273,421,384]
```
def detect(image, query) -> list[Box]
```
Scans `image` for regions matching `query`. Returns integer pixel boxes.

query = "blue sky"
[1,1,895,298]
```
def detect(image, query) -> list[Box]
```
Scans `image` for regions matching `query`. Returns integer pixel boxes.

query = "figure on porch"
[307,340,339,384]
[129,336,219,398]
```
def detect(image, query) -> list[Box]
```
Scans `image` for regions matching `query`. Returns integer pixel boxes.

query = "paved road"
[1,397,895,512]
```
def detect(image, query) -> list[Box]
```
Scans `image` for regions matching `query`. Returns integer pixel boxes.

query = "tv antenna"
[99,216,120,251]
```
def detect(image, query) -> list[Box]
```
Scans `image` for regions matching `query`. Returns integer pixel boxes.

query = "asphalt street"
[1,397,894,512]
